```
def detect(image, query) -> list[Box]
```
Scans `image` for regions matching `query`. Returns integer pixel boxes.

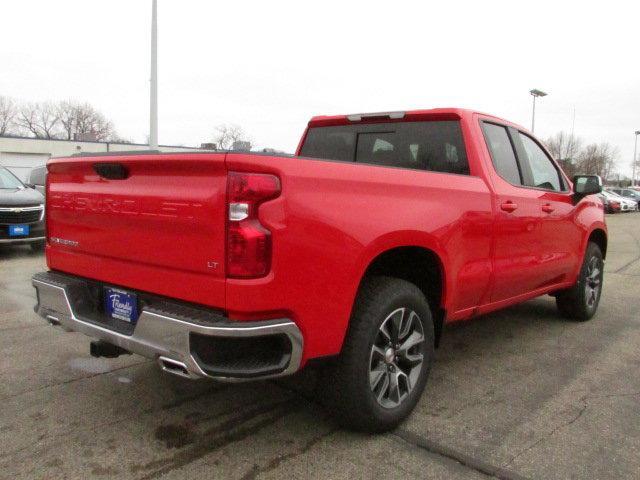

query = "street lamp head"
[635,130,640,136]
[530,89,548,97]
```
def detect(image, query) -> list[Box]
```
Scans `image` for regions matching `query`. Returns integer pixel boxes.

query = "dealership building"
[0,135,200,181]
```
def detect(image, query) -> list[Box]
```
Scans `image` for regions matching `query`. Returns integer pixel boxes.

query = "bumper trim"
[32,273,303,381]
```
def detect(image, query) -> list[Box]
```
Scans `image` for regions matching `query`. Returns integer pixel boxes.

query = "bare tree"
[0,96,17,135]
[56,100,116,141]
[545,131,582,162]
[16,102,61,139]
[545,132,619,181]
[9,100,120,141]
[108,134,134,144]
[56,101,79,140]
[213,124,251,150]
[545,131,583,178]
[576,142,618,180]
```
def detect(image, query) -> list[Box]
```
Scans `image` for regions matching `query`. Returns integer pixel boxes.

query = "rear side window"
[481,123,521,185]
[300,128,354,162]
[518,133,563,191]
[300,121,469,175]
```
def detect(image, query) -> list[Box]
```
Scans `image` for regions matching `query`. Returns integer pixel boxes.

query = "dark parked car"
[609,187,640,202]
[0,165,46,250]
[27,165,47,196]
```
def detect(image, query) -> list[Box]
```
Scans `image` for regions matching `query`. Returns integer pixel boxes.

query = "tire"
[324,276,435,432]
[556,242,604,321]
[30,240,45,252]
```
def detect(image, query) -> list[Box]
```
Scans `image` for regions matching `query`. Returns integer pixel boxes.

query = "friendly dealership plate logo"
[104,287,139,323]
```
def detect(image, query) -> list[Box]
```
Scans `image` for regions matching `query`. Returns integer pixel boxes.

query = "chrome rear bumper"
[32,271,303,381]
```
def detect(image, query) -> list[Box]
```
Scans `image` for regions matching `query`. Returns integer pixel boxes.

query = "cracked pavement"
[1,214,640,479]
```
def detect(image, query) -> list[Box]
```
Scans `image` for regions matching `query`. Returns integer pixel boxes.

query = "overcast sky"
[1,1,639,173]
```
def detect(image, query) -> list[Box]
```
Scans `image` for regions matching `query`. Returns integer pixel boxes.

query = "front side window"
[300,121,470,175]
[518,133,563,191]
[0,167,24,189]
[481,123,521,185]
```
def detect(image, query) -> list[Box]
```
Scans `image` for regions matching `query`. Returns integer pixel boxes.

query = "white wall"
[0,153,50,180]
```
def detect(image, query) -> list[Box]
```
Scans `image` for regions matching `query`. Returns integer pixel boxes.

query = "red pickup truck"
[33,108,606,431]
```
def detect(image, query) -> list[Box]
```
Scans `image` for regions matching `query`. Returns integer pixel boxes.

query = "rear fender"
[350,231,449,312]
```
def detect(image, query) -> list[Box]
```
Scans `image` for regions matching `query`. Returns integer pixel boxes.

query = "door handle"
[500,201,518,213]
[541,203,555,213]
[93,163,129,180]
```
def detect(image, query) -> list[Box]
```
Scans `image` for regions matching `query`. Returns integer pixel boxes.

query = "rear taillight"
[226,172,281,278]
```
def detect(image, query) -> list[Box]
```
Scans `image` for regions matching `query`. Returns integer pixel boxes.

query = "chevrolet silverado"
[32,108,606,431]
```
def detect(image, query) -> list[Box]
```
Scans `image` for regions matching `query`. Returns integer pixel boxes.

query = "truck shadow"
[139,297,566,419]
[60,296,593,477]
[0,244,44,260]
[437,296,568,358]
[146,295,571,418]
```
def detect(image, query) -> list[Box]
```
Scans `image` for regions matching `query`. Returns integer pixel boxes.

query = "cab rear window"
[300,121,469,175]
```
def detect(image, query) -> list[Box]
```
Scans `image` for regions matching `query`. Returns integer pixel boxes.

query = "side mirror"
[573,175,602,196]
[24,183,36,189]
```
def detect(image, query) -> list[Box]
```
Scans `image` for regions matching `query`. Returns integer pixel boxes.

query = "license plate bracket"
[104,287,139,323]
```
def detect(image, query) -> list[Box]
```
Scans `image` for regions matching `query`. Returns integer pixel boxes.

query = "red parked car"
[33,108,606,431]
[598,193,621,214]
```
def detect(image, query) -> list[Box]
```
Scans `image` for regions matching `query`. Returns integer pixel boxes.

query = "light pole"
[149,0,158,149]
[530,89,547,133]
[633,131,640,187]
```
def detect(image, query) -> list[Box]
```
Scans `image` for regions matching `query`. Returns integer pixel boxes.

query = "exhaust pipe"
[158,356,192,379]
[90,340,131,358]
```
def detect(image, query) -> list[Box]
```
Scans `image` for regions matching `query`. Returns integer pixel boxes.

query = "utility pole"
[149,0,158,149]
[529,89,547,133]
[633,131,640,187]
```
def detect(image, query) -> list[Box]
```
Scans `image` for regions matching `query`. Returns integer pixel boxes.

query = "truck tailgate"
[46,153,227,308]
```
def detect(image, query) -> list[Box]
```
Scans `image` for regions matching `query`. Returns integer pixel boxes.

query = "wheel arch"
[354,244,447,347]
[588,227,608,260]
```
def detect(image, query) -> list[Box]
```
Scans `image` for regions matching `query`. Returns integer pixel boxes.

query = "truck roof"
[308,108,525,131]
[52,108,527,161]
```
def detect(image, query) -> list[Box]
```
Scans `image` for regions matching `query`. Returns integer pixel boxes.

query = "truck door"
[512,131,582,284]
[480,122,547,303]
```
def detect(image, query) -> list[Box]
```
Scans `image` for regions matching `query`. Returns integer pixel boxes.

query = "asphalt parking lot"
[1,214,640,480]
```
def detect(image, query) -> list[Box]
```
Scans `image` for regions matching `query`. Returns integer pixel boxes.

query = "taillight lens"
[227,172,281,278]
